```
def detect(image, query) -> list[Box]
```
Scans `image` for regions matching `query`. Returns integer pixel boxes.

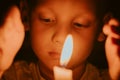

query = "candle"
[54,66,72,80]
[53,34,73,80]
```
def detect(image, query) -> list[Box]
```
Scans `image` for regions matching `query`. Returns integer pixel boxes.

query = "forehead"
[37,0,96,9]
[35,0,96,15]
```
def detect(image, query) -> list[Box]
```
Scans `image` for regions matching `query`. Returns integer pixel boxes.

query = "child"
[0,0,119,80]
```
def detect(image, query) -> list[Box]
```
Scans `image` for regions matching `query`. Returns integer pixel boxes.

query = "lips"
[49,51,61,59]
[0,48,3,54]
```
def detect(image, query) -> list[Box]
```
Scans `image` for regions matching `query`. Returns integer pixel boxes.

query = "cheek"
[73,36,94,60]
[30,31,48,51]
[29,24,53,56]
[30,21,49,45]
[73,28,96,54]
[69,29,96,67]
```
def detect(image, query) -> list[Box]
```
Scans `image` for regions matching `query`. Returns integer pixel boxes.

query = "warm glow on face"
[60,34,73,67]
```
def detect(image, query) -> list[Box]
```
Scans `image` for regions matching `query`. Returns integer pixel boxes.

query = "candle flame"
[60,34,73,67]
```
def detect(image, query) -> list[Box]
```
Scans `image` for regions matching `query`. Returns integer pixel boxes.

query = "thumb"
[3,5,24,30]
[0,6,25,74]
[105,36,120,80]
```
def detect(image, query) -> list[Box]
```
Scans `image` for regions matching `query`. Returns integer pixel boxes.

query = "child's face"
[29,0,99,70]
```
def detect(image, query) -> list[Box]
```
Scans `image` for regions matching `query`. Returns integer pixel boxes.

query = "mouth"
[0,48,3,55]
[49,51,61,59]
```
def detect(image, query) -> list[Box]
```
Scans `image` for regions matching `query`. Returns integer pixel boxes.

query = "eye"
[38,15,55,24]
[74,23,83,27]
[73,22,89,28]
[40,18,53,23]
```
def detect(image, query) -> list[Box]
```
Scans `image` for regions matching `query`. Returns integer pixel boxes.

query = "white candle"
[54,66,72,80]
[53,34,73,80]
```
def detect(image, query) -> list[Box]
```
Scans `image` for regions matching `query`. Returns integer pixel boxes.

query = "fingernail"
[111,25,120,35]
[112,38,120,46]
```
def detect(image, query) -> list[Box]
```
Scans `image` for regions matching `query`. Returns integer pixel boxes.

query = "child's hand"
[0,6,25,77]
[103,18,120,80]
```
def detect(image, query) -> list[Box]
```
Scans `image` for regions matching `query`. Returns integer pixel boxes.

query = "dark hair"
[108,0,120,21]
[27,0,43,12]
[94,0,109,33]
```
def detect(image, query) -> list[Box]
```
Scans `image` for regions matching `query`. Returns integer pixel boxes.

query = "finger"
[103,19,120,39]
[109,18,119,26]
[105,37,119,64]
[105,36,120,79]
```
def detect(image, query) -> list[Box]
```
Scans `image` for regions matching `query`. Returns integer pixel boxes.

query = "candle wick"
[60,64,66,68]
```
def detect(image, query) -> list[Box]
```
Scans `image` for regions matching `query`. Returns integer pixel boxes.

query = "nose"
[52,26,70,46]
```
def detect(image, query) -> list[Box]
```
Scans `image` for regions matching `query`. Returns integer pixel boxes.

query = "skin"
[0,6,25,77]
[0,0,119,80]
[103,18,120,80]
[29,0,99,79]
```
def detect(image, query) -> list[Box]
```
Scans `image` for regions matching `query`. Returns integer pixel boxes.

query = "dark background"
[0,0,120,69]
